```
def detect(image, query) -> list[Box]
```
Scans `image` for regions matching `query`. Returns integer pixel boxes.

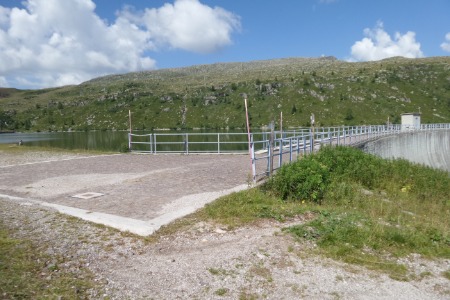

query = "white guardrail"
[129,123,450,182]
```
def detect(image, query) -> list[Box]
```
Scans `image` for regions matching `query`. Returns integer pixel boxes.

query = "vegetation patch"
[198,146,450,279]
[214,288,229,296]
[0,222,101,299]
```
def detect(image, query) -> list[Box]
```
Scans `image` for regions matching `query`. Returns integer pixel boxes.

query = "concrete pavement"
[0,153,253,235]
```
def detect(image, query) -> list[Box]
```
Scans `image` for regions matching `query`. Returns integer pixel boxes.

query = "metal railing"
[129,132,251,154]
[128,123,450,181]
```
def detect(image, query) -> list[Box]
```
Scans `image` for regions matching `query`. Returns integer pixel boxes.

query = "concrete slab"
[0,153,256,235]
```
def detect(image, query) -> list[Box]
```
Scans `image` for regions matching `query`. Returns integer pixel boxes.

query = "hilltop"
[1,56,449,132]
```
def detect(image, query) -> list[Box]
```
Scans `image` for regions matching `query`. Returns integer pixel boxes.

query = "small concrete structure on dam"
[360,130,450,172]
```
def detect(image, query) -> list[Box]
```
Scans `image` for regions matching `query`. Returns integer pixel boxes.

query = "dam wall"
[360,130,450,172]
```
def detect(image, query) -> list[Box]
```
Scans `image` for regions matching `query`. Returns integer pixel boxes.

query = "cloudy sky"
[1,0,449,89]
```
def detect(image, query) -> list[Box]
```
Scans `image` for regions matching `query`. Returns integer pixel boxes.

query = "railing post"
[217,133,220,154]
[337,127,340,145]
[149,134,152,153]
[278,138,283,167]
[303,135,306,154]
[184,133,189,154]
[289,137,293,162]
[349,127,352,144]
[128,133,132,151]
[250,134,256,183]
[267,127,274,176]
[343,127,346,145]
[328,127,332,145]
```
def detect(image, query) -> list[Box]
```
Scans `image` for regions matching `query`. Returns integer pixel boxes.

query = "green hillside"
[1,56,449,132]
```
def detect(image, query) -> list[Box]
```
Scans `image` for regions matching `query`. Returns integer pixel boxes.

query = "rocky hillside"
[1,56,449,132]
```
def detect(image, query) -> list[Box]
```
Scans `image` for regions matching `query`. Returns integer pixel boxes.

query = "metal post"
[149,134,152,153]
[302,135,306,154]
[337,127,340,145]
[128,110,132,151]
[289,137,293,162]
[343,127,346,145]
[279,138,283,167]
[244,97,254,179]
[268,122,275,176]
[310,113,315,153]
[217,133,220,154]
[250,134,256,183]
[328,127,331,145]
[280,111,283,139]
[350,127,353,144]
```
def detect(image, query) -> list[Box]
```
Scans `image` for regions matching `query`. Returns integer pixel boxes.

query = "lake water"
[0,128,309,152]
[0,131,130,151]
[0,130,253,152]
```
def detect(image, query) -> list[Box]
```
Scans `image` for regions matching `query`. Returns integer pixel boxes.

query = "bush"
[265,146,389,203]
[315,146,385,188]
[266,155,329,203]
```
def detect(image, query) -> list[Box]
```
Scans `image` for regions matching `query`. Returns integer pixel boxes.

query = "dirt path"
[1,197,449,299]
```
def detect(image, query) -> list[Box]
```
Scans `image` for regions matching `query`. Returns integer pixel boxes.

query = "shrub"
[266,155,329,203]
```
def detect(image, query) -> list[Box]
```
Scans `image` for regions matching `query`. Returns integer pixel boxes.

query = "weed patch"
[0,222,101,298]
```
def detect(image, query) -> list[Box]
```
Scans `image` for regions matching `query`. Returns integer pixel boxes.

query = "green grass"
[214,288,229,296]
[0,223,101,299]
[195,146,450,279]
[1,56,449,132]
[443,270,450,280]
[196,188,311,228]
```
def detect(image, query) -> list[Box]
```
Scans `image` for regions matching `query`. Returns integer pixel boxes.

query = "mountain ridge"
[1,56,449,132]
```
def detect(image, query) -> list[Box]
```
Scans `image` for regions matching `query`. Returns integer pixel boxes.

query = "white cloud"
[137,0,241,53]
[0,0,240,89]
[441,33,450,52]
[349,22,424,62]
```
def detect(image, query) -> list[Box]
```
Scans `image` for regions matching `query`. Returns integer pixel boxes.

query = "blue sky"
[0,0,449,89]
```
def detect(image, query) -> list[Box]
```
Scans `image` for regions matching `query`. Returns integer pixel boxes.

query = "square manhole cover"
[72,192,105,200]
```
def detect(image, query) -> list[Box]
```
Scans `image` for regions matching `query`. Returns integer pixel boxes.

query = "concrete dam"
[360,130,450,173]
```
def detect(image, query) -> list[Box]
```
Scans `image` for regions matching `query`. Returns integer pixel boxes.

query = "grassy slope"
[192,146,450,280]
[1,56,449,132]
